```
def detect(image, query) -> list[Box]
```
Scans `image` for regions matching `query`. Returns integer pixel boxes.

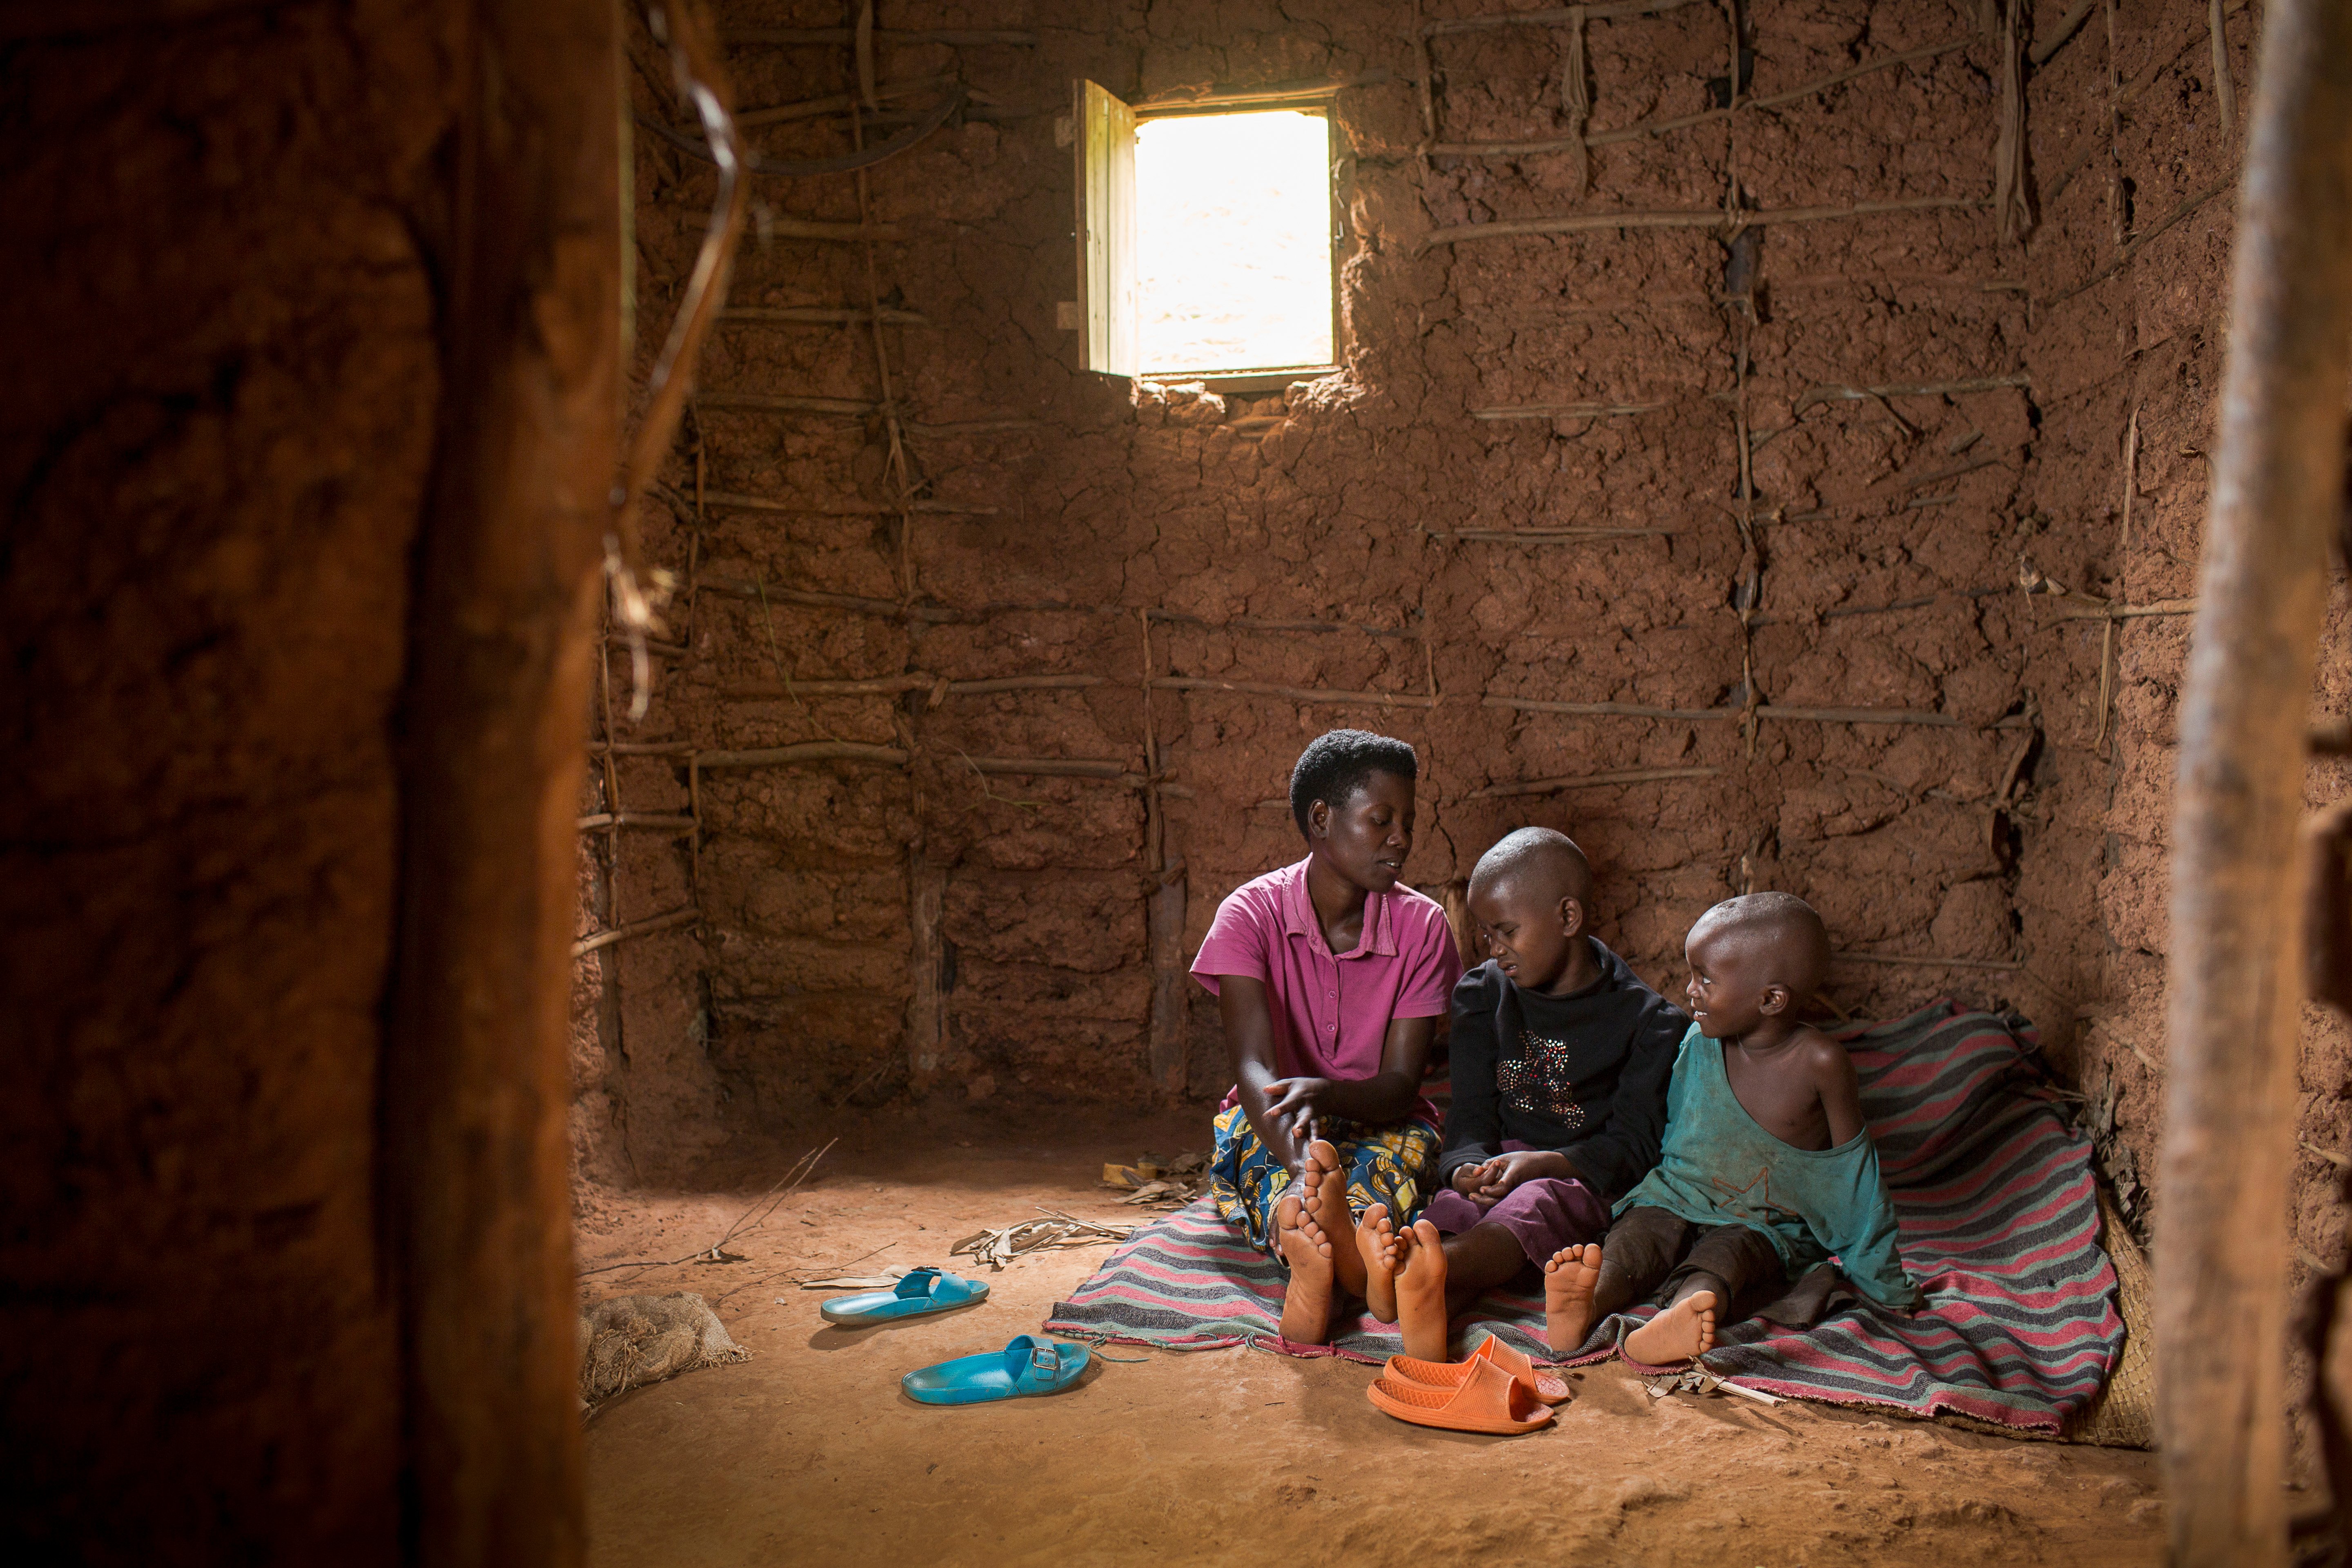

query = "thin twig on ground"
[577,1139,836,1278]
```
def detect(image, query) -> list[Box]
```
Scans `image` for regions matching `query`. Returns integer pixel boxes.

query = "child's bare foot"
[1624,1289,1717,1365]
[1275,1189,1335,1345]
[1356,1204,1401,1323]
[1395,1218,1451,1363]
[1543,1243,1604,1354]
[1301,1140,1365,1299]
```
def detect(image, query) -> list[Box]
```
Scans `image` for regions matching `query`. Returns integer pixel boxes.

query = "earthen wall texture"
[0,3,461,1559]
[584,0,2350,1306]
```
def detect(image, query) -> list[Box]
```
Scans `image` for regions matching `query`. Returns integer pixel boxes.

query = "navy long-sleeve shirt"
[1437,940,1687,1203]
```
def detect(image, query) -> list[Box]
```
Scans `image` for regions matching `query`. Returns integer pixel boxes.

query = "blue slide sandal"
[901,1335,1091,1406]
[819,1266,989,1326]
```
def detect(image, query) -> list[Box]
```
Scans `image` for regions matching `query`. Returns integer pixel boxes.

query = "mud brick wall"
[578,0,2352,1293]
[0,5,462,1558]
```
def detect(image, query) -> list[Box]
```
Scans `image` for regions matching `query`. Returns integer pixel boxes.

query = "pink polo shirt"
[1190,857,1461,1126]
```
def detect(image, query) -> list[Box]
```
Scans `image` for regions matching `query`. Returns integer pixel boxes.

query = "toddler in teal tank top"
[1543,892,1920,1365]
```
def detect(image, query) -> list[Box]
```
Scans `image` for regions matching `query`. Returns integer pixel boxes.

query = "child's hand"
[1451,1161,1496,1203]
[1473,1149,1570,1202]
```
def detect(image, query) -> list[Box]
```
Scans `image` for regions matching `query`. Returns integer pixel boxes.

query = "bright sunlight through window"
[1133,110,1334,376]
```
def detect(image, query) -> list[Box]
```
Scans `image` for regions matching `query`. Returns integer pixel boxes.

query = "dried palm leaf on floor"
[951,1210,1137,1271]
[1643,1364,1784,1406]
[1102,1149,1211,1207]
[794,1267,911,1290]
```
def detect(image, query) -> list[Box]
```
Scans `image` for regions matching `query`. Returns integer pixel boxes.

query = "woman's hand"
[1262,1076,1336,1145]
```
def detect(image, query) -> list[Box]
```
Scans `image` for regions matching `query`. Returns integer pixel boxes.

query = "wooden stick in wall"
[905,850,948,1080]
[1428,36,1976,160]
[1140,610,1189,1102]
[1422,195,1979,249]
[697,741,910,769]
[723,27,1039,46]
[1151,677,1442,709]
[693,391,880,416]
[736,74,950,127]
[1464,766,1721,800]
[717,305,930,325]
[574,813,698,832]
[2028,0,2098,67]
[1831,950,2019,971]
[570,906,699,959]
[1432,527,1681,543]
[2043,0,2254,207]
[1421,0,1696,36]
[1470,401,1667,421]
[1790,373,2029,412]
[696,490,998,516]
[965,756,1137,780]
[720,674,1106,700]
[1482,695,2039,729]
[2045,167,2242,307]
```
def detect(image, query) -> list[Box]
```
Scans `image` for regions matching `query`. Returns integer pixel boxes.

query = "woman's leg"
[1205,1102,1287,1254]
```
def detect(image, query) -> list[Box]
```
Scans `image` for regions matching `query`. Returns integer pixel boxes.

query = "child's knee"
[1601,1206,1686,1287]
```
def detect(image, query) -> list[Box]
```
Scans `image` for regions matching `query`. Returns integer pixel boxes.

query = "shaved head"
[1690,892,1830,996]
[1470,826,1593,908]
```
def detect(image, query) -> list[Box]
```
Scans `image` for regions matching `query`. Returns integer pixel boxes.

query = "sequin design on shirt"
[1497,1032,1586,1129]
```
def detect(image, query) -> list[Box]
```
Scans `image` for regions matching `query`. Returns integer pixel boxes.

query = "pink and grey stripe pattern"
[1045,1002,2123,1434]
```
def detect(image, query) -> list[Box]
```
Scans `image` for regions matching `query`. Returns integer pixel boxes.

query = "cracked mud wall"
[584,0,2351,1286]
[0,4,461,1558]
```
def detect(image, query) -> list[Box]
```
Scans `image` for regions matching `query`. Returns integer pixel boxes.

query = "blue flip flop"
[901,1334,1091,1406]
[819,1266,989,1326]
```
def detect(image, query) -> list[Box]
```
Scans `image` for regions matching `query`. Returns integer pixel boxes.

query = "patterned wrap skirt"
[1208,1102,1442,1256]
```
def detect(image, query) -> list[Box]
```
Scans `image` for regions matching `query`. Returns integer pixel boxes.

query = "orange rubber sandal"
[1366,1354,1555,1435]
[1385,1334,1572,1405]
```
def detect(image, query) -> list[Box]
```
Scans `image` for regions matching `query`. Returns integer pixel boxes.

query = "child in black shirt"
[1356,827,1685,1360]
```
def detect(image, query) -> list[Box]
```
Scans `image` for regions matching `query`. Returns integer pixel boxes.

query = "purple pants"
[1422,1152,1612,1267]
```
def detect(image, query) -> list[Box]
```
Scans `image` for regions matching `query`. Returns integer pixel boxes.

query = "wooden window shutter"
[1071,80,1138,378]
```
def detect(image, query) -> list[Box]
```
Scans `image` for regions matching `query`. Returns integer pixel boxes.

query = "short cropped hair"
[1470,826,1594,906]
[1697,891,1831,996]
[1290,729,1419,838]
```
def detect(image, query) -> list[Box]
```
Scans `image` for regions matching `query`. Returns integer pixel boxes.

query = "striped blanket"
[1045,1003,2123,1434]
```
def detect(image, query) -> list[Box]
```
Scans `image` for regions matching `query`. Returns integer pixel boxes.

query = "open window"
[1071,80,1342,390]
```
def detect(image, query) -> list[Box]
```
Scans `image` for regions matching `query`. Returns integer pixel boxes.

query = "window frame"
[1071,79,1349,390]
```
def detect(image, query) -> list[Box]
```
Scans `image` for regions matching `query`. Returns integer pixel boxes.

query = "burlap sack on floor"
[579,1291,751,1407]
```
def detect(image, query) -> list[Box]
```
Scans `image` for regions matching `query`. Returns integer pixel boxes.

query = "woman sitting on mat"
[1191,729,1463,1346]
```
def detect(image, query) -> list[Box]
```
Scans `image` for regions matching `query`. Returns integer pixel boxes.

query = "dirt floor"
[578,1109,2167,1567]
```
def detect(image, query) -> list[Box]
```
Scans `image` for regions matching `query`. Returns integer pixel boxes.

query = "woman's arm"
[1216,975,1308,1176]
[1292,1013,1436,1126]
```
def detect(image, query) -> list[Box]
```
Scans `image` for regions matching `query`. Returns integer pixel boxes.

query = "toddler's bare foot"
[1356,1204,1401,1323]
[1275,1189,1334,1345]
[1624,1289,1717,1365]
[1395,1218,1451,1363]
[1543,1243,1604,1354]
[1301,1140,1365,1300]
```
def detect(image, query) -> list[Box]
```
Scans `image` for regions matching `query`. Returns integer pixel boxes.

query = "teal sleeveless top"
[1615,1022,1921,1310]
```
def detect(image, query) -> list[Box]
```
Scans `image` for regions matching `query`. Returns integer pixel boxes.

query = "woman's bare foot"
[1301,1140,1365,1300]
[1356,1204,1401,1323]
[1623,1289,1717,1365]
[1275,1189,1334,1345]
[1395,1218,1451,1363]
